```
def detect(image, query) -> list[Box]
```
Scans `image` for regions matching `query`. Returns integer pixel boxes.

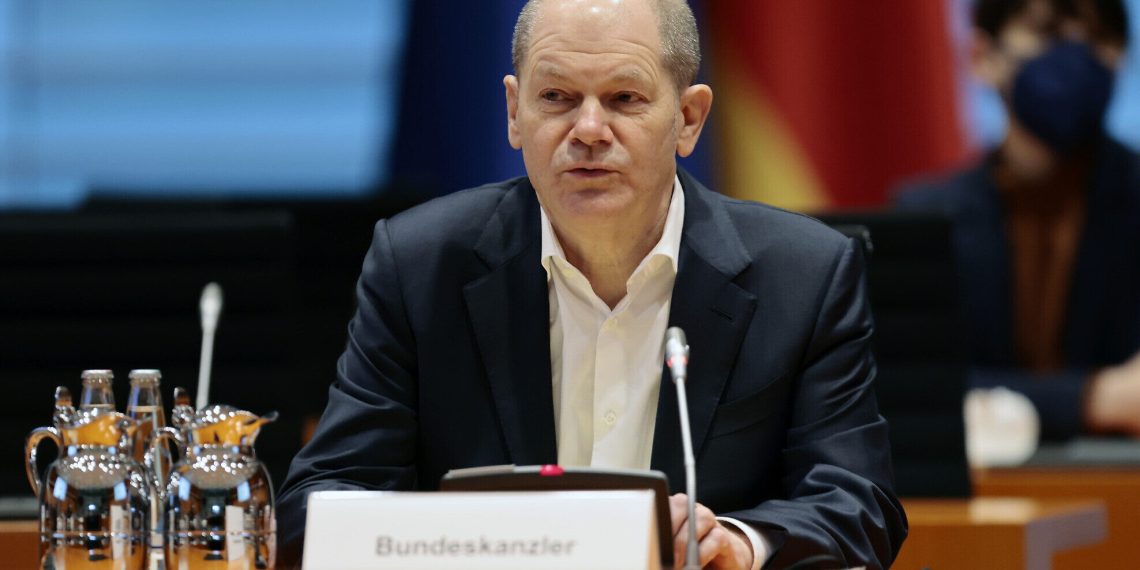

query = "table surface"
[0,521,264,570]
[0,520,39,570]
[974,465,1140,570]
[2,495,1115,570]
[894,497,1106,570]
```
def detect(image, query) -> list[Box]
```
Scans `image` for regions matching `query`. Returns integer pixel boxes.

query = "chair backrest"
[821,212,971,497]
[0,210,301,497]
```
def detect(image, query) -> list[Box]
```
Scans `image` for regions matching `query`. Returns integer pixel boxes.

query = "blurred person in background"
[896,0,1140,441]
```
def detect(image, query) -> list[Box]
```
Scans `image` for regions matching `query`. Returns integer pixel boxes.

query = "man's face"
[504,0,707,230]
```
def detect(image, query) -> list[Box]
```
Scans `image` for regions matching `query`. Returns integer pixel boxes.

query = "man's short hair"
[973,0,1129,46]
[511,0,701,91]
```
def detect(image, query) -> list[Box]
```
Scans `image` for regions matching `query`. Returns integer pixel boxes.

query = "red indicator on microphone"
[538,464,564,477]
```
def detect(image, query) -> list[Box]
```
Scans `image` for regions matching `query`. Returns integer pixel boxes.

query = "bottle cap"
[81,370,114,383]
[128,369,162,385]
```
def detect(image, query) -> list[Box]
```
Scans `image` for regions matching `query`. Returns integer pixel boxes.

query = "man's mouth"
[566,166,616,178]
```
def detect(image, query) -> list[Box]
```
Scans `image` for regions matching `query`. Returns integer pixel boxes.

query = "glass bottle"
[78,369,116,411]
[126,369,166,465]
[128,369,168,562]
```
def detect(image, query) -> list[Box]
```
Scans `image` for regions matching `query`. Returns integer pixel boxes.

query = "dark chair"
[0,210,302,499]
[821,212,971,497]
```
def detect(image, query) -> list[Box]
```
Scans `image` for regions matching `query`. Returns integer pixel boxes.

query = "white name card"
[302,490,658,570]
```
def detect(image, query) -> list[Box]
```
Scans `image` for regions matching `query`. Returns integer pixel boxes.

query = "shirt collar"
[540,174,685,281]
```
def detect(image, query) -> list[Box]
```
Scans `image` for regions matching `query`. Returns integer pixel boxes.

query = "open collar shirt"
[540,175,684,470]
[539,175,769,569]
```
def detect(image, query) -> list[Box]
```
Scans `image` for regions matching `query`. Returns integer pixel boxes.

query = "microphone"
[665,327,688,380]
[197,282,223,410]
[664,326,699,570]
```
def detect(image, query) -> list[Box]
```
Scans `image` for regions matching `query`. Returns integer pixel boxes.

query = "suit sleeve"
[275,219,420,552]
[725,239,908,570]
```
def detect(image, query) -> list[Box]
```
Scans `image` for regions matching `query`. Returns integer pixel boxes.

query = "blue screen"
[0,0,409,208]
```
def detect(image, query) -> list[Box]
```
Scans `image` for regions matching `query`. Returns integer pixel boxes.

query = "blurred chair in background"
[822,214,972,497]
[1,187,430,511]
[0,210,301,498]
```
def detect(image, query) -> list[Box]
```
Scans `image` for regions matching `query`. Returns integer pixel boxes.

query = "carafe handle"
[25,427,62,498]
[148,426,185,500]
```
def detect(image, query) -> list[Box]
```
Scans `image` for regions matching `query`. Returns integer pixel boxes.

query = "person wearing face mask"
[896,0,1140,442]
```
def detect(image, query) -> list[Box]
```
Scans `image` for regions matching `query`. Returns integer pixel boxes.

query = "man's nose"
[570,98,613,146]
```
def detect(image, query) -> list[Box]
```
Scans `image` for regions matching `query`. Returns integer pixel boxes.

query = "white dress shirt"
[540,175,770,569]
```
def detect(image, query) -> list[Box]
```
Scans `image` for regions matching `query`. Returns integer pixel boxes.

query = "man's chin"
[555,192,633,222]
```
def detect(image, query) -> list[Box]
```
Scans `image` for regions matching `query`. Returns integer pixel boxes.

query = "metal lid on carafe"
[188,405,278,447]
[60,408,135,448]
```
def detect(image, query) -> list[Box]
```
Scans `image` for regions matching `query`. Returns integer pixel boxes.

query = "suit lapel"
[651,171,758,489]
[460,173,759,478]
[463,179,557,466]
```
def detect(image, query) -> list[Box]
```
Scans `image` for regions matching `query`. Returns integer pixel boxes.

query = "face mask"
[1010,41,1114,153]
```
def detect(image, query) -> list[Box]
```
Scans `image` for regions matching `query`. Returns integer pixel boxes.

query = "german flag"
[705,1,971,211]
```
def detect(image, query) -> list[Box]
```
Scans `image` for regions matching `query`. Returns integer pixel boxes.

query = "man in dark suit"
[279,0,906,567]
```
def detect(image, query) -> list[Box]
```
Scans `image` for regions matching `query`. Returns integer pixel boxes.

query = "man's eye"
[615,92,642,104]
[541,91,565,102]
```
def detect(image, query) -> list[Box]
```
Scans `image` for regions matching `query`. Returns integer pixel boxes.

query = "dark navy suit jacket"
[278,170,907,568]
[896,138,1140,440]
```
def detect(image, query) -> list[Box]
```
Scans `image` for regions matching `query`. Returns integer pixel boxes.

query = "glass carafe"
[152,388,277,569]
[25,385,151,569]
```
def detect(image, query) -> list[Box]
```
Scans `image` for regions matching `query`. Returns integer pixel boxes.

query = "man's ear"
[505,75,522,150]
[676,84,713,158]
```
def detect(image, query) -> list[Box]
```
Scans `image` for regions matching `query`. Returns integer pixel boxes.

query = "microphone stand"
[665,327,700,570]
[675,373,700,570]
[197,282,223,410]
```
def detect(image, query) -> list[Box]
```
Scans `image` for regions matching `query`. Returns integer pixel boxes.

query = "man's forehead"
[531,60,654,83]
[540,0,657,24]
[528,0,662,54]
